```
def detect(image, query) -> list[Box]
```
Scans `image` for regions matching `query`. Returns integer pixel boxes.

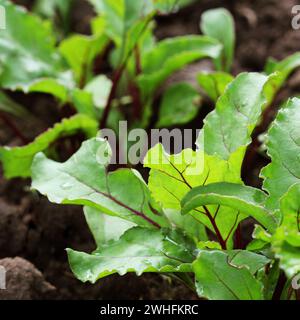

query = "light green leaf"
[144,144,238,211]
[197,241,221,250]
[84,206,135,247]
[265,52,300,87]
[253,225,272,242]
[138,36,222,98]
[227,250,270,275]
[88,0,124,44]
[67,227,195,283]
[59,33,108,85]
[83,75,112,109]
[246,225,272,251]
[200,8,235,72]
[88,0,153,47]
[0,1,73,92]
[181,182,277,232]
[279,183,300,234]
[24,75,73,102]
[0,114,98,178]
[197,71,233,102]
[144,144,243,245]
[156,82,201,127]
[163,209,208,242]
[154,0,196,13]
[32,137,168,228]
[193,250,264,300]
[261,98,300,210]
[71,88,98,119]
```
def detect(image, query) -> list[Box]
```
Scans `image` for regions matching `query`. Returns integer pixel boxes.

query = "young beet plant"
[31,72,300,300]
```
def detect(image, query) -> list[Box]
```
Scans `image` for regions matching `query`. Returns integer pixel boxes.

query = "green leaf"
[59,33,108,85]
[145,73,281,246]
[246,225,272,251]
[197,241,221,250]
[67,227,195,283]
[227,250,270,275]
[253,225,272,243]
[193,250,264,300]
[0,114,98,178]
[261,98,300,210]
[34,0,73,21]
[144,144,238,211]
[197,71,233,102]
[271,183,300,278]
[33,0,74,36]
[24,76,73,102]
[84,206,135,247]
[71,89,98,119]
[279,183,300,233]
[197,73,272,163]
[258,260,280,300]
[272,228,300,278]
[32,137,168,228]
[265,52,300,87]
[0,1,73,93]
[163,209,208,242]
[154,0,196,12]
[83,75,112,109]
[200,8,235,72]
[138,36,222,98]
[89,0,153,47]
[144,144,243,245]
[0,91,29,117]
[88,0,124,44]
[156,82,201,127]
[181,182,277,232]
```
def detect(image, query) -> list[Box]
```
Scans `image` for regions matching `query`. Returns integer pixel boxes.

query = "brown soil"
[1,0,300,300]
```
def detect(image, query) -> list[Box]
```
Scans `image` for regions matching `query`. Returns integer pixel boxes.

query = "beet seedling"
[1,1,300,300]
